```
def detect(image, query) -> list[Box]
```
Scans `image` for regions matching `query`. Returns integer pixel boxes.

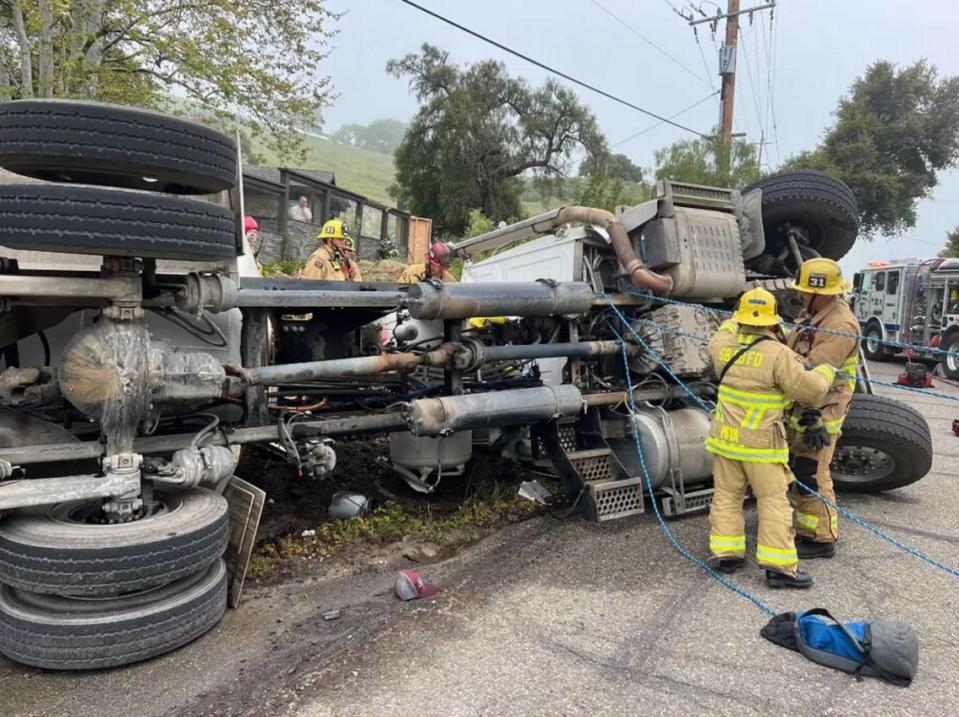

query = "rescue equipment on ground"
[761,608,919,686]
[897,352,933,388]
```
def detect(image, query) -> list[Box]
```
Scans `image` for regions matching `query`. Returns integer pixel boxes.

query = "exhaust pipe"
[405,385,584,437]
[449,205,673,294]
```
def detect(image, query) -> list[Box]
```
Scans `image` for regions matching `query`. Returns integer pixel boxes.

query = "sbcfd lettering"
[719,348,765,367]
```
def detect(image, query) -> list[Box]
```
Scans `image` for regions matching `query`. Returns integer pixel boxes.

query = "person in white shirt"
[289,195,313,223]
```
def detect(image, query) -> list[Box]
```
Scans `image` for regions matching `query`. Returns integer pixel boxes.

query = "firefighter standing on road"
[300,219,362,282]
[786,258,859,559]
[706,288,837,588]
[396,242,457,284]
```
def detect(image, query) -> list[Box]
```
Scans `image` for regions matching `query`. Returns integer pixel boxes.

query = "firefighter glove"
[798,409,830,450]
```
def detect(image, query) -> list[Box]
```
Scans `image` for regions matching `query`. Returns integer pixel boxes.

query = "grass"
[246,479,551,580]
[258,136,397,205]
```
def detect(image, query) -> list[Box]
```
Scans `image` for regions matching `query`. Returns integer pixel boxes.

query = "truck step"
[567,448,613,482]
[584,477,645,522]
[660,486,714,517]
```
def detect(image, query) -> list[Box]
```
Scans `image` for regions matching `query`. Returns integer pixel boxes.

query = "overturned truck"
[0,101,932,670]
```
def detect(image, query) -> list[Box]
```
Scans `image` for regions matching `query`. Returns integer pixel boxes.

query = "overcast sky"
[317,0,959,272]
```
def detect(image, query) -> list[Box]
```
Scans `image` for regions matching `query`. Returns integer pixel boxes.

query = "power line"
[611,91,719,147]
[398,0,712,139]
[589,0,713,89]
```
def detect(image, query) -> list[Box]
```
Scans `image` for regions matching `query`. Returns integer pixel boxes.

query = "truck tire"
[0,489,228,596]
[940,330,959,380]
[832,394,932,492]
[0,559,227,670]
[745,170,859,275]
[0,184,236,261]
[862,322,893,361]
[0,100,236,195]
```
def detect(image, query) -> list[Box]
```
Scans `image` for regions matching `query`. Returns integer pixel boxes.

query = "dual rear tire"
[0,489,230,670]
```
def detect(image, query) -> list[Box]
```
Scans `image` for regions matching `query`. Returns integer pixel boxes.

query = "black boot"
[766,569,814,589]
[709,557,746,574]
[797,539,836,559]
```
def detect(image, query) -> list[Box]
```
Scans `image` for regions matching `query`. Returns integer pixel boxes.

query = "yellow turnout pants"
[709,455,799,576]
[791,440,839,543]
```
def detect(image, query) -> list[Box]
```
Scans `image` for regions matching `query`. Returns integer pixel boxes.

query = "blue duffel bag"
[762,608,919,686]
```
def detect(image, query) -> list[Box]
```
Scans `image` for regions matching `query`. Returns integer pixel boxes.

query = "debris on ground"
[394,569,439,601]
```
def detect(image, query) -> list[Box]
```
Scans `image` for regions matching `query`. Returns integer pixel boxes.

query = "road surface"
[2,358,957,716]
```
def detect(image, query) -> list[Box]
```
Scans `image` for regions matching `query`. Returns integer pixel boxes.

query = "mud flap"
[223,476,266,608]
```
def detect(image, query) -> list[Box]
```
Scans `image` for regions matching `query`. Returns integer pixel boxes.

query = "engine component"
[407,280,596,320]
[59,318,153,454]
[609,406,713,490]
[301,440,337,480]
[389,431,472,493]
[59,318,228,452]
[641,207,746,298]
[632,304,722,378]
[175,273,238,314]
[149,445,237,489]
[405,385,584,437]
[0,367,58,406]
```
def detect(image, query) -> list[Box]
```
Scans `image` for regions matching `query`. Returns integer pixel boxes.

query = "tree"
[0,1,340,160]
[654,131,759,187]
[786,60,959,237]
[579,152,644,183]
[331,118,407,155]
[388,44,606,234]
[939,226,959,258]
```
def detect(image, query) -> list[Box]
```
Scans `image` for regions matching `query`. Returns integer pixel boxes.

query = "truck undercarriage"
[0,100,933,670]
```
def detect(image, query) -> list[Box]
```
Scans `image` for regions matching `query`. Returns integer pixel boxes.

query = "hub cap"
[831,446,895,483]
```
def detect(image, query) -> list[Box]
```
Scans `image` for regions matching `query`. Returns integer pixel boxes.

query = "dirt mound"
[357,259,407,282]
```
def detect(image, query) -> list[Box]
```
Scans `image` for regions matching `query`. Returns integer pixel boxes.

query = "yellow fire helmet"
[792,257,849,295]
[318,218,350,241]
[733,287,781,327]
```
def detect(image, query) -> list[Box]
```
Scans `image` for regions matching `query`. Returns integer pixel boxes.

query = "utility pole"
[718,0,740,171]
[683,1,777,176]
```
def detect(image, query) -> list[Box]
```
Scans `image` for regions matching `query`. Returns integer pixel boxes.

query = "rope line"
[797,484,959,579]
[631,317,959,405]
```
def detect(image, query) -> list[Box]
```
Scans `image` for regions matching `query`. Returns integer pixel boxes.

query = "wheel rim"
[947,346,959,372]
[866,331,881,355]
[831,446,895,483]
[48,492,180,526]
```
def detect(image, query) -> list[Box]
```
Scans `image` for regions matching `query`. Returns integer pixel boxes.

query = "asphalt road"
[2,358,958,716]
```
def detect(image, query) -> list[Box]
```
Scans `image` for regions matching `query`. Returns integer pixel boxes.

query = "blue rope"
[797,484,959,579]
[632,316,959,405]
[609,323,778,617]
[626,290,959,360]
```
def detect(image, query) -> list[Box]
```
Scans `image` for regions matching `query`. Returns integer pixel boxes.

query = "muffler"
[405,385,584,437]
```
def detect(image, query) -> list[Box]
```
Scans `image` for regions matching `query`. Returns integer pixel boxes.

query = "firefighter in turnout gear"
[300,219,363,282]
[706,288,837,588]
[397,241,457,284]
[786,258,859,559]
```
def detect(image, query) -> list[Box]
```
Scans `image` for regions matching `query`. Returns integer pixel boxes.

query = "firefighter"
[396,242,457,284]
[786,257,859,559]
[707,288,837,588]
[300,219,362,281]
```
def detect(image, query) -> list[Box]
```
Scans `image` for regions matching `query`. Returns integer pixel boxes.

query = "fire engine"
[852,258,959,378]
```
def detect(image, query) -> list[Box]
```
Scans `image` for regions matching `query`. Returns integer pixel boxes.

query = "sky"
[315,0,959,273]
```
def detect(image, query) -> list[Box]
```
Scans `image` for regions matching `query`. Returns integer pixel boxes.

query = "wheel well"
[864,318,885,341]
